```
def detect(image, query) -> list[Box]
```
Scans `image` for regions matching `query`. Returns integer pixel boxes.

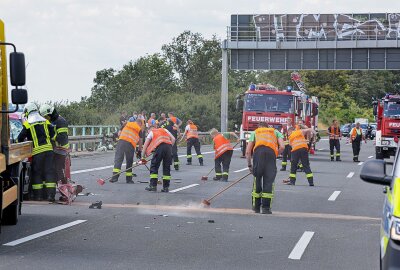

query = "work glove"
[248,164,253,174]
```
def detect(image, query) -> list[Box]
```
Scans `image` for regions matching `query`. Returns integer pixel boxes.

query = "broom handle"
[104,154,153,181]
[206,172,251,202]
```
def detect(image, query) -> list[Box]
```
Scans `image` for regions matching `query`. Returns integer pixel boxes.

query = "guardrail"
[69,125,119,151]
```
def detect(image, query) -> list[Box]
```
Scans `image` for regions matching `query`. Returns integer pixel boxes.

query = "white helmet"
[39,104,54,117]
[23,103,38,116]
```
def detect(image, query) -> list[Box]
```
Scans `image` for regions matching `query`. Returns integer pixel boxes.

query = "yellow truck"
[0,19,32,231]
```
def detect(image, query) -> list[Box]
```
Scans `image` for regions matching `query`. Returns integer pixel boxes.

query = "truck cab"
[373,94,400,159]
[236,83,318,156]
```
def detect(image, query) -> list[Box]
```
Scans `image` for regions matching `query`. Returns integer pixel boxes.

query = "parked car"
[340,123,352,137]
[360,151,400,269]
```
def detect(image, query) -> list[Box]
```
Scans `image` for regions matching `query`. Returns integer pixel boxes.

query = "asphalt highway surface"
[0,138,385,270]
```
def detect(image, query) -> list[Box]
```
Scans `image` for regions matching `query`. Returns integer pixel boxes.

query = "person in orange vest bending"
[350,122,366,162]
[181,120,203,166]
[210,128,239,181]
[284,126,316,186]
[110,119,143,184]
[246,122,285,214]
[142,123,176,192]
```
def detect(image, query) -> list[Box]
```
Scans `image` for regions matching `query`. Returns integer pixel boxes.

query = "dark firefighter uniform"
[328,125,341,161]
[212,133,234,181]
[288,129,314,186]
[49,111,70,184]
[110,121,141,183]
[249,127,283,214]
[185,122,203,166]
[350,126,363,162]
[18,114,56,201]
[144,128,174,192]
[165,117,180,170]
[280,125,291,171]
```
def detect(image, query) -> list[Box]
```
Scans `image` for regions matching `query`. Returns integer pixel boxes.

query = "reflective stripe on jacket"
[254,127,278,157]
[350,128,362,140]
[23,120,54,155]
[187,124,199,139]
[119,122,141,148]
[328,126,340,139]
[289,129,308,152]
[146,128,172,156]
[213,133,233,159]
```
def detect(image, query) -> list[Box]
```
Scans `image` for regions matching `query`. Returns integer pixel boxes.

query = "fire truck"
[373,94,400,159]
[236,74,319,157]
[0,20,31,231]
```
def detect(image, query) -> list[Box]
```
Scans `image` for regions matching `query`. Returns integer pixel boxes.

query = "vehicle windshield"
[384,101,400,117]
[244,93,293,113]
[10,118,23,142]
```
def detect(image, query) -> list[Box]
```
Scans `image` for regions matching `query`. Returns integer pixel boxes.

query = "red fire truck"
[236,81,319,157]
[373,94,400,159]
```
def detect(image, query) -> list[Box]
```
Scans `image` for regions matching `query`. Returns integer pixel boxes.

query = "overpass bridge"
[220,13,400,131]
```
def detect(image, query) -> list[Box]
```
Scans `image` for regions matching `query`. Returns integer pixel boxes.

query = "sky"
[1,0,400,103]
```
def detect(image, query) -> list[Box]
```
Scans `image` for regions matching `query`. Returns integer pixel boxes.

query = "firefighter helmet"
[23,103,38,116]
[39,104,54,117]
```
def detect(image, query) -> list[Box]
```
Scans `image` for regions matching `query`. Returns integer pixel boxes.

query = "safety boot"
[261,207,272,214]
[32,190,43,201]
[221,175,228,182]
[199,159,204,166]
[186,161,192,165]
[126,177,134,184]
[174,164,179,171]
[308,178,314,186]
[145,179,157,192]
[280,166,286,171]
[331,157,334,161]
[336,155,341,161]
[47,189,56,203]
[252,199,261,213]
[161,187,169,193]
[109,173,119,183]
[213,176,221,181]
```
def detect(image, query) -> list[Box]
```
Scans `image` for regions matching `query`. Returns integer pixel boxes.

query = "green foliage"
[53,30,400,129]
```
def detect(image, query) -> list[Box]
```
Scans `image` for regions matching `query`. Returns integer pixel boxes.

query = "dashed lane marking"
[368,156,373,159]
[346,172,355,178]
[3,220,87,247]
[234,168,248,173]
[24,202,381,221]
[328,191,341,201]
[288,231,315,260]
[358,162,364,166]
[169,184,200,193]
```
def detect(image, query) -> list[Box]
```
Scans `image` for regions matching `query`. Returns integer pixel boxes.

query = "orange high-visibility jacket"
[254,127,278,157]
[187,124,199,139]
[146,128,172,156]
[289,129,308,152]
[119,122,141,148]
[213,133,233,159]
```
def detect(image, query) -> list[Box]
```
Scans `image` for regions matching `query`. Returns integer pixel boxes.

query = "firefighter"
[280,118,293,171]
[160,117,180,171]
[181,120,203,166]
[284,126,315,186]
[39,104,70,186]
[142,124,176,192]
[18,103,57,202]
[167,112,182,170]
[246,122,284,214]
[350,122,365,162]
[110,119,143,184]
[210,128,239,181]
[327,119,341,161]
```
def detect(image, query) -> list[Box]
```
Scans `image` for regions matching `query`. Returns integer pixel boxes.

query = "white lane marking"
[368,156,373,159]
[358,162,364,166]
[328,191,341,201]
[234,168,248,173]
[317,148,324,151]
[288,231,315,260]
[346,172,355,178]
[71,147,241,175]
[169,184,199,193]
[3,220,87,246]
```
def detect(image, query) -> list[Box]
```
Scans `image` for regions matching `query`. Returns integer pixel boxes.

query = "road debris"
[208,220,215,223]
[89,201,102,209]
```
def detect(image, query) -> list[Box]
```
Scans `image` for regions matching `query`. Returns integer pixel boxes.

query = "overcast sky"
[1,0,399,103]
